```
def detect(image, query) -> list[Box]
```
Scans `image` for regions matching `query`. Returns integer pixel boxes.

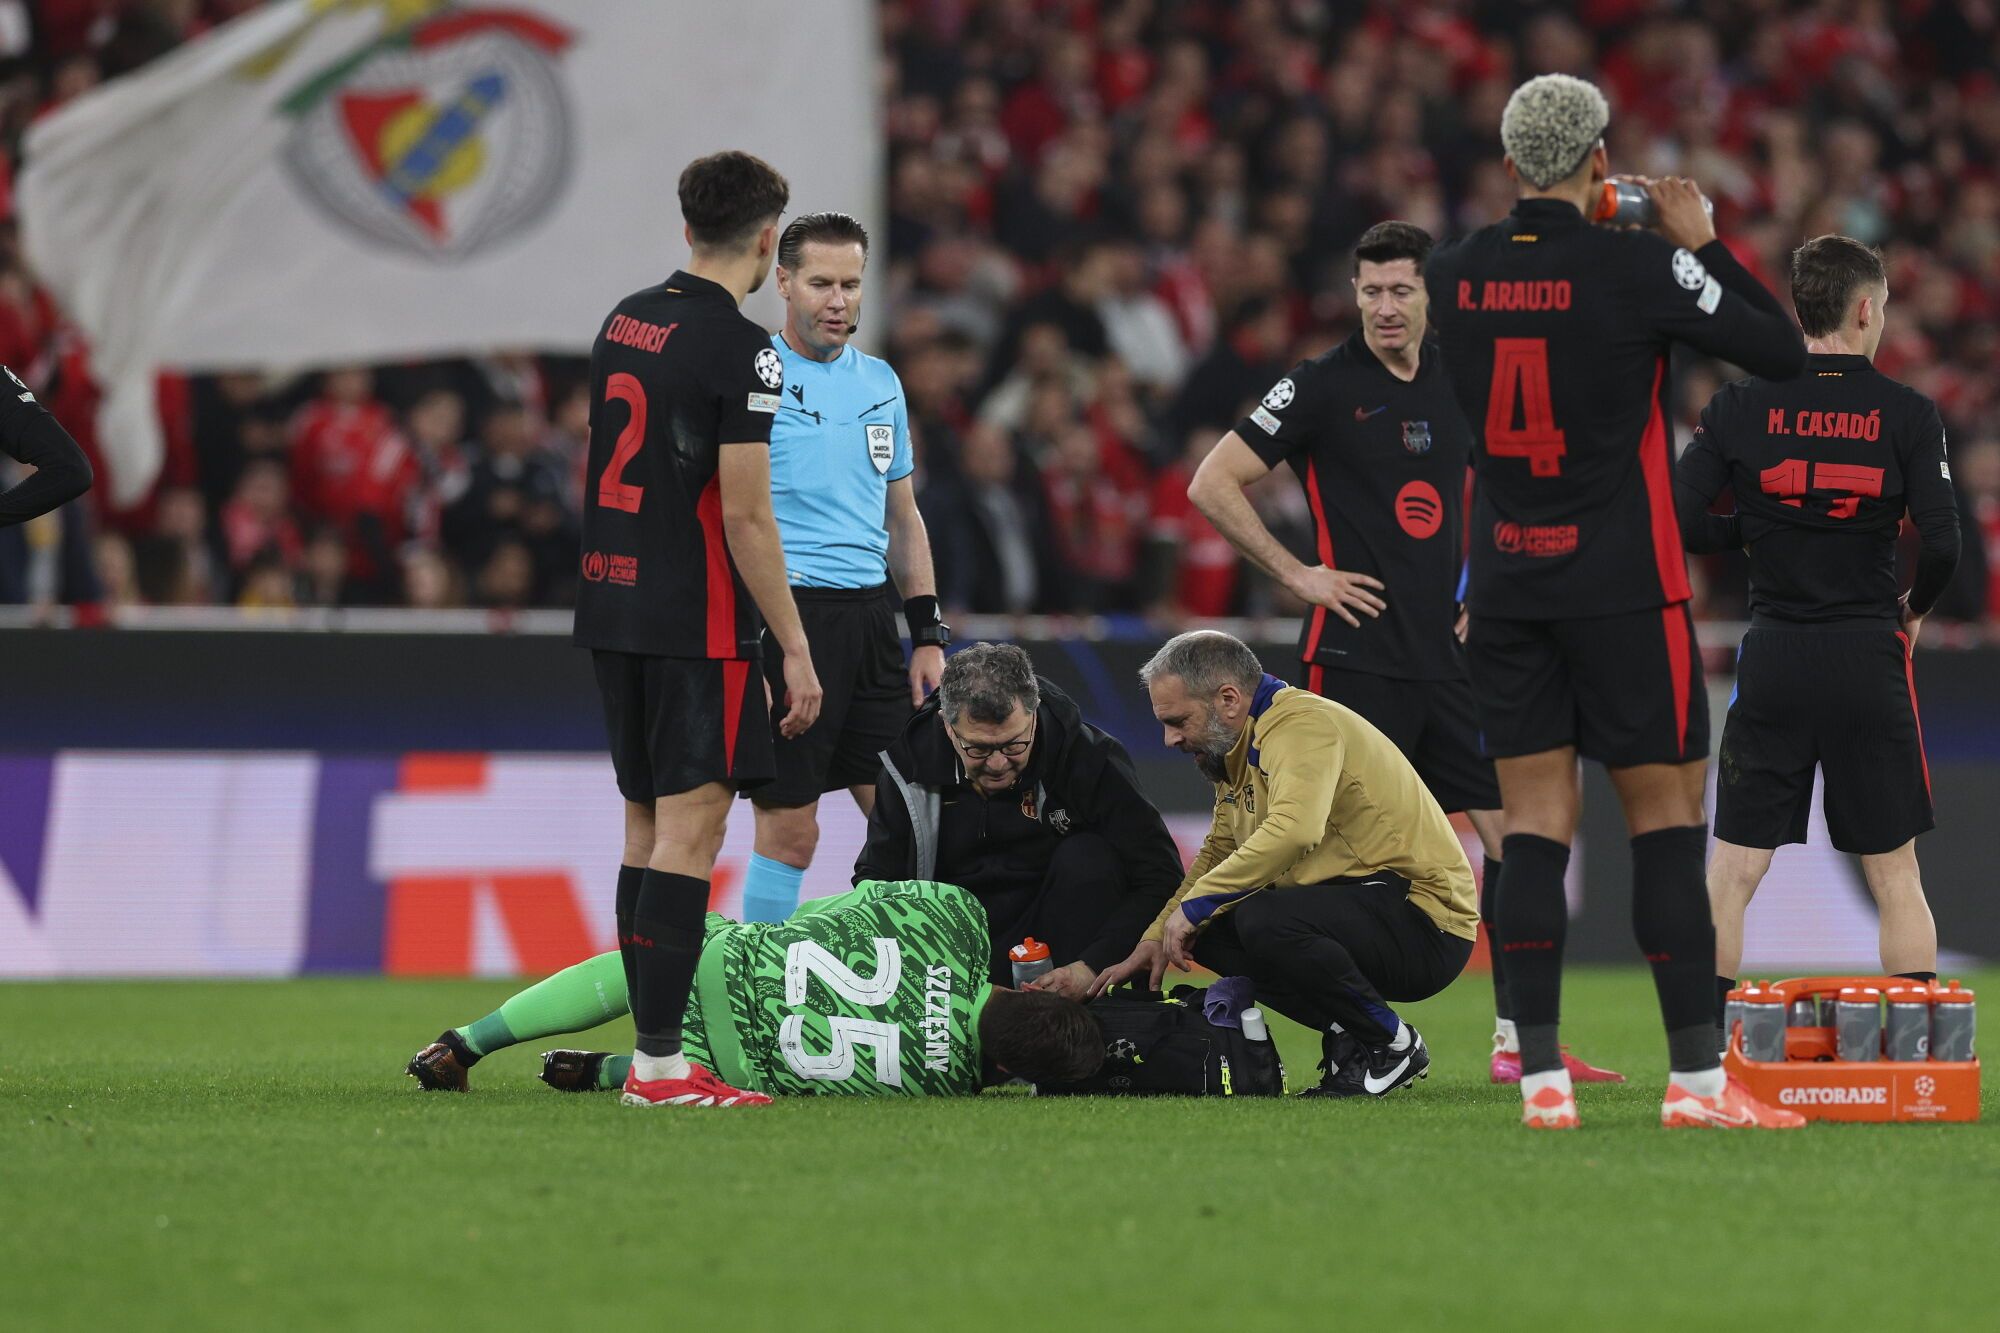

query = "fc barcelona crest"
[1401,420,1433,455]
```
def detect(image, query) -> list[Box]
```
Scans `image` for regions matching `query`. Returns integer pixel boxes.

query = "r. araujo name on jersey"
[1236,329,1473,681]
[768,333,914,589]
[1424,198,1805,620]
[684,879,993,1097]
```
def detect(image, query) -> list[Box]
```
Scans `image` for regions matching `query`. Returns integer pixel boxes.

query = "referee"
[740,211,948,924]
[1676,235,1959,1045]
[1189,221,1617,1085]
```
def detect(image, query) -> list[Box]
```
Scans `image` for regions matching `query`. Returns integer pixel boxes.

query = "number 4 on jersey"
[1485,338,1567,477]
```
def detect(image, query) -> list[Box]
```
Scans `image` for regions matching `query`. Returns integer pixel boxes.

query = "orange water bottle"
[1009,937,1053,987]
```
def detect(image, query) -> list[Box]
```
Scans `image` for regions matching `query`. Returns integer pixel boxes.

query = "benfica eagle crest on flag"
[278,6,574,260]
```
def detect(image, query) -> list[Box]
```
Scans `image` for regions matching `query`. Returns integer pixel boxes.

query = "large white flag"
[18,0,879,505]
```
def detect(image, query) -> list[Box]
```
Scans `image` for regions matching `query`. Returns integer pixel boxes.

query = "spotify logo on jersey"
[1395,481,1443,539]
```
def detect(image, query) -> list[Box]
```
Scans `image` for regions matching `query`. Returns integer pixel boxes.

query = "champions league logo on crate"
[274,5,575,260]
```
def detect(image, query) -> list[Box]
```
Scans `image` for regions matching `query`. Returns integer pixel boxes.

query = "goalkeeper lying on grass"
[407,879,1103,1097]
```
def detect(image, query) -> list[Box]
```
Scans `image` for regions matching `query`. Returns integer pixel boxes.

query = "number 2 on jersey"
[1485,338,1567,477]
[597,373,646,512]
[779,937,904,1087]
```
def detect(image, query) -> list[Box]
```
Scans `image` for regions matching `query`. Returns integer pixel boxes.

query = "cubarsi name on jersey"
[922,965,953,1071]
[1777,1086,1887,1106]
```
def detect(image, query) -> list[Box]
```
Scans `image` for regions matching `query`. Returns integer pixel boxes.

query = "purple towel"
[1202,975,1256,1028]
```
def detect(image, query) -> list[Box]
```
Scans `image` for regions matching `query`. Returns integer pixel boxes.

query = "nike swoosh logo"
[1354,405,1389,421]
[1363,1055,1412,1094]
[1668,1097,1753,1127]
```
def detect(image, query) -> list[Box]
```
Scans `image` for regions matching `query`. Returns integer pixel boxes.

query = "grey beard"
[1194,751,1229,783]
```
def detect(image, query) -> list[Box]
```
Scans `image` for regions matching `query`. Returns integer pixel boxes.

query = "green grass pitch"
[4,967,1998,1330]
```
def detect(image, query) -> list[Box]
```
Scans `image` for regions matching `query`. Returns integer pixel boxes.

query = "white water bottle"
[1240,1007,1270,1042]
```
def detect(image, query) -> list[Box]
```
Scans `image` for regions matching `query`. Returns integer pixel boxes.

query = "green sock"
[457,950,630,1057]
[600,1055,633,1089]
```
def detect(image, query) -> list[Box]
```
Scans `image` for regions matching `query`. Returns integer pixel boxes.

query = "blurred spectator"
[1041,420,1144,612]
[443,400,574,601]
[288,367,415,600]
[401,547,460,611]
[236,548,296,610]
[923,420,1046,615]
[151,484,216,603]
[218,457,301,584]
[299,524,348,609]
[1145,427,1240,619]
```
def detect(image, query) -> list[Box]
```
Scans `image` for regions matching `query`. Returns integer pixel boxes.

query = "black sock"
[629,869,710,1058]
[1631,825,1719,1071]
[1482,856,1512,1022]
[614,863,645,1008]
[1715,975,1736,1025]
[1496,833,1571,1075]
[1895,970,1937,984]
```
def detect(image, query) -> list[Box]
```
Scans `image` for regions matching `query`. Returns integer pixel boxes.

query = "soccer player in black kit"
[0,365,91,528]
[569,151,822,1110]
[1425,74,1807,1129]
[1188,221,1621,1084]
[1676,235,1959,1049]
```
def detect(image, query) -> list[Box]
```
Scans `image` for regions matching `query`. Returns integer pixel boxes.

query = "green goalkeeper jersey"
[683,879,994,1097]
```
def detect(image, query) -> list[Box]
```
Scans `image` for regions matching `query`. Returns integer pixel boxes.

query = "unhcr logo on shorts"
[277,7,576,260]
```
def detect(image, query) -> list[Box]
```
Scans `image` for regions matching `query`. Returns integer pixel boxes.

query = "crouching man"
[855,642,1185,999]
[1096,631,1477,1097]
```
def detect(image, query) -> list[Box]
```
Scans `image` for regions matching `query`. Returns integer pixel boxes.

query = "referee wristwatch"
[905,595,951,648]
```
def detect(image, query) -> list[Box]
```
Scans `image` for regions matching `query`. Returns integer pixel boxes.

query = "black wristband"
[904,595,950,646]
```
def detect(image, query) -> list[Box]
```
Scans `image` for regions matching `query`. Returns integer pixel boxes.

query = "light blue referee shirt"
[767,331,914,588]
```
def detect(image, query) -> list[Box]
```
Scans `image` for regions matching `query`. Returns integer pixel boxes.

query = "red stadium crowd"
[1,0,1998,638]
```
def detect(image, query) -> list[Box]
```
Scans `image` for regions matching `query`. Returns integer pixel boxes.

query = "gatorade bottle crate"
[1723,976,1979,1123]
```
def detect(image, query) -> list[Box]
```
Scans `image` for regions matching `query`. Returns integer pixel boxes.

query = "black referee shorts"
[1467,602,1709,768]
[1303,663,1500,813]
[591,649,773,803]
[755,584,913,807]
[1714,625,1933,855]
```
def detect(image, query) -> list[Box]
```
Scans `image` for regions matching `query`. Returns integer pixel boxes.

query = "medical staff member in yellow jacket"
[1094,630,1477,1097]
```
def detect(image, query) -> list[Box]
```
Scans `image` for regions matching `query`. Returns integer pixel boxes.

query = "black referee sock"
[1715,975,1736,1026]
[614,863,645,1010]
[1496,834,1572,1076]
[1631,824,1720,1072]
[1481,857,1512,1022]
[1895,971,1938,985]
[629,869,711,1058]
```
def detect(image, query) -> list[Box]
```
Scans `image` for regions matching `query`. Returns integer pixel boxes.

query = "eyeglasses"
[948,715,1035,762]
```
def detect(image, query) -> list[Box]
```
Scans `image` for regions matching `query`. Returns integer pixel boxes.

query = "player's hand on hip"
[909,644,945,707]
[1027,960,1096,1001]
[1290,565,1385,628]
[1087,940,1162,997]
[1899,594,1924,651]
[778,653,824,738]
[1650,176,1717,251]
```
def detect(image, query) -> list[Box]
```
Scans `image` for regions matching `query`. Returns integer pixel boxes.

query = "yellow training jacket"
[1148,676,1477,942]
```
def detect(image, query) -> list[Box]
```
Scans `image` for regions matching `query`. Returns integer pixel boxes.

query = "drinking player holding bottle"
[1425,74,1808,1130]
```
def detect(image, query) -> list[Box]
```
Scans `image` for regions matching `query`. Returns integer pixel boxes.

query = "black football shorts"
[1467,601,1709,767]
[592,649,773,802]
[1714,625,1932,855]
[756,585,914,807]
[1303,663,1501,813]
